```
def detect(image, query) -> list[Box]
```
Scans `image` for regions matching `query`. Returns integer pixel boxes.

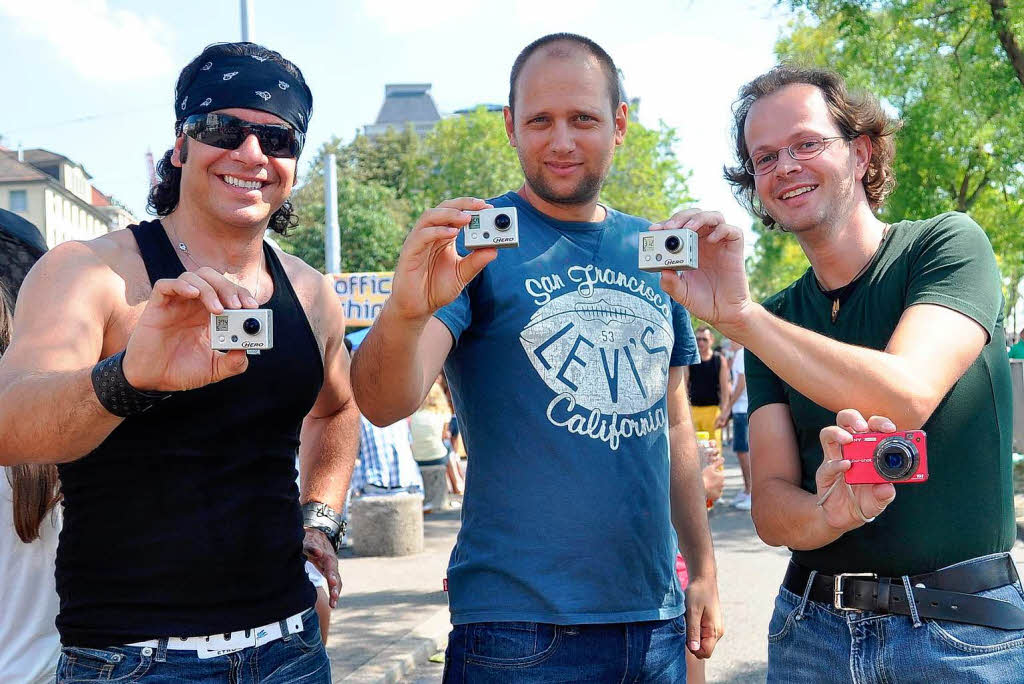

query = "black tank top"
[55,220,323,647]
[688,353,722,407]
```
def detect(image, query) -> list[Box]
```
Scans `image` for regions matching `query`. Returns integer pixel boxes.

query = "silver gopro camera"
[638,228,698,272]
[464,207,519,250]
[210,309,273,355]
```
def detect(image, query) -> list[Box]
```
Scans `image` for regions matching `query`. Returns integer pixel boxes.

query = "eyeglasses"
[744,136,850,176]
[181,113,304,159]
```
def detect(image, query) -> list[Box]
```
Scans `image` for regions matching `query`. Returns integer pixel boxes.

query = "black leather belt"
[782,555,1024,630]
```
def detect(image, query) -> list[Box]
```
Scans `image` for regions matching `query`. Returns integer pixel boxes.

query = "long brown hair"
[0,281,61,543]
[723,64,902,229]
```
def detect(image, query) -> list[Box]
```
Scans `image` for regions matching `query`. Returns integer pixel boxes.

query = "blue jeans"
[443,618,688,683]
[767,552,1024,683]
[731,412,748,453]
[55,608,329,683]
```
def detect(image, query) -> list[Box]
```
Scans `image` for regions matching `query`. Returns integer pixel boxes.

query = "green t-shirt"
[746,212,1015,576]
[1009,340,1024,359]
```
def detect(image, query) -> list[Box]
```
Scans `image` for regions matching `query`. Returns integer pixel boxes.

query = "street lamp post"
[324,154,341,275]
[240,0,255,42]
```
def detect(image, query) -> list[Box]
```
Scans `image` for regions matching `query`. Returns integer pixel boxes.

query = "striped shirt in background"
[350,416,423,493]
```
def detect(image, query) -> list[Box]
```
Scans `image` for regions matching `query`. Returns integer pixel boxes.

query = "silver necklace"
[168,224,263,302]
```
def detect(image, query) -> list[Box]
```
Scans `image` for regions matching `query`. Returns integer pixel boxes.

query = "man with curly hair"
[0,42,359,683]
[652,65,1019,681]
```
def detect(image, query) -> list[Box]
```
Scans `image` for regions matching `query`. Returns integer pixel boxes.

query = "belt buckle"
[833,572,876,611]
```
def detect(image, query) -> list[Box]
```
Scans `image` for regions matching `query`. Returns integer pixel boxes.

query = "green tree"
[283,107,697,273]
[775,0,1024,313]
[603,113,695,219]
[417,107,524,206]
[278,157,407,272]
[745,221,811,302]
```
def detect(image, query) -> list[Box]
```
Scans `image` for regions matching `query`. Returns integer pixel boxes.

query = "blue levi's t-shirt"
[434,191,699,625]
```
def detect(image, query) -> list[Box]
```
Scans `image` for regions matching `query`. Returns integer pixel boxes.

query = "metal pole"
[240,0,254,42]
[324,154,341,274]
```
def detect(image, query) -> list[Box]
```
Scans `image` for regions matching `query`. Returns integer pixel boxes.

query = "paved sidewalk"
[324,504,460,683]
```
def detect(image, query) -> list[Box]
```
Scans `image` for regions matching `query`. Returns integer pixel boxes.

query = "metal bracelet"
[301,501,346,541]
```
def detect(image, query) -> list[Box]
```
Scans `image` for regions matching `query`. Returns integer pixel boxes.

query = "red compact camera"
[841,430,928,485]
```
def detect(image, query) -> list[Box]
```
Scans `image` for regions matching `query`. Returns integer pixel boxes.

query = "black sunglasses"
[181,113,304,159]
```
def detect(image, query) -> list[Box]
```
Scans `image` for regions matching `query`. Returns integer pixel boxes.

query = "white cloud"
[0,0,175,82]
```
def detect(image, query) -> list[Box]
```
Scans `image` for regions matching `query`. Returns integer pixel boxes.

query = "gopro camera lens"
[665,235,682,253]
[873,436,918,481]
[494,213,512,230]
[242,317,262,335]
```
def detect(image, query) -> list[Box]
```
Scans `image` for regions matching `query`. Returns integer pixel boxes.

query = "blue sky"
[0,0,792,244]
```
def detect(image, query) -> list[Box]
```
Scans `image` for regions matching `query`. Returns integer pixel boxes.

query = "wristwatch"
[301,501,347,553]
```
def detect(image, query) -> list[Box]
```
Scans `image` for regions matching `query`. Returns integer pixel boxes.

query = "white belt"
[126,611,305,659]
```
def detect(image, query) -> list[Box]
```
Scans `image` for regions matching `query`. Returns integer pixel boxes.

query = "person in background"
[0,281,63,684]
[350,416,423,496]
[685,326,731,447]
[436,374,466,493]
[410,378,460,512]
[718,340,751,510]
[1008,328,1024,359]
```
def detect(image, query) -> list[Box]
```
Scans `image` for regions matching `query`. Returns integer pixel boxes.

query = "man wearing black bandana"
[0,42,357,683]
[653,66,1019,681]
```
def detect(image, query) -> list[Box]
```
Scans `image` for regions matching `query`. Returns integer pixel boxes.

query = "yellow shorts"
[691,405,722,447]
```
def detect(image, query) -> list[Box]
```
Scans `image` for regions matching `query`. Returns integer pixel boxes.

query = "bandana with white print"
[175,44,312,135]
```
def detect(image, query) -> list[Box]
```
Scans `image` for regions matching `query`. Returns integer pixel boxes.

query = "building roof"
[0,150,50,183]
[454,104,504,115]
[23,148,92,179]
[374,83,441,125]
[91,186,111,206]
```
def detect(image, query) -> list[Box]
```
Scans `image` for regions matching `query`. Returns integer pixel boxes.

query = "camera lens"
[494,213,512,231]
[665,235,682,253]
[242,317,262,335]
[872,436,918,481]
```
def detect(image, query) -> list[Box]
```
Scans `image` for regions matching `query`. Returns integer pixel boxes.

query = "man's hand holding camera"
[387,197,499,324]
[649,208,753,334]
[123,267,258,393]
[816,409,898,533]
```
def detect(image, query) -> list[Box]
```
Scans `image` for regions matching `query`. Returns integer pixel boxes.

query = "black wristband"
[91,350,172,418]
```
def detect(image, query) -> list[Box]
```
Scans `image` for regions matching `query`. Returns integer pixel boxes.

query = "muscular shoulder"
[28,228,147,305]
[273,246,343,346]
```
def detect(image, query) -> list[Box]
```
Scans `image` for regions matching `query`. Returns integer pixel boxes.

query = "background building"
[0,147,136,248]
[364,83,441,139]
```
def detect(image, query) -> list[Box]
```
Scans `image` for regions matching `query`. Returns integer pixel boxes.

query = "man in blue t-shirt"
[352,33,722,683]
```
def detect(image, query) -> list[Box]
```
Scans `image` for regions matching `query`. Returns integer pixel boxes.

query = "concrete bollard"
[350,491,424,557]
[419,465,449,512]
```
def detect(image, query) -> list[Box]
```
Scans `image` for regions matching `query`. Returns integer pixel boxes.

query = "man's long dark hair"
[1,281,61,543]
[147,42,310,235]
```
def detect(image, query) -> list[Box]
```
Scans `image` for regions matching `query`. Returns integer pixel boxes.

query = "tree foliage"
[746,221,811,302]
[604,113,695,219]
[769,0,1024,313]
[279,107,695,272]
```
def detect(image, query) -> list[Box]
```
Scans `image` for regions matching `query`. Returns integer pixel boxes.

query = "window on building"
[9,190,28,213]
